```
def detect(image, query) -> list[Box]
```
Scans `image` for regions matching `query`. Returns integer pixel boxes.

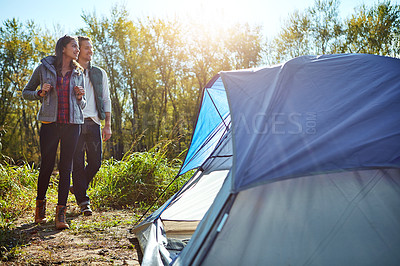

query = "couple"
[22,35,112,229]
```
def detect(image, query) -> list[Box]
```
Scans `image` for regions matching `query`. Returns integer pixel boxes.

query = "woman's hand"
[74,86,85,100]
[39,83,52,97]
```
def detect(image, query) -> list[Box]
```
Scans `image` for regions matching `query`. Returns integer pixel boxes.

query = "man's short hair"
[78,36,92,47]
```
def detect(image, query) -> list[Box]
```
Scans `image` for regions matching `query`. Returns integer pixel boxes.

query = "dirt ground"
[2,200,141,265]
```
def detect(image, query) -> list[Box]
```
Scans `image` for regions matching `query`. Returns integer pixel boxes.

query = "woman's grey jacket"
[22,56,86,124]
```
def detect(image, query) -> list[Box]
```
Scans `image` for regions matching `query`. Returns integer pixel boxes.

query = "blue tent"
[133,54,400,266]
[178,75,230,175]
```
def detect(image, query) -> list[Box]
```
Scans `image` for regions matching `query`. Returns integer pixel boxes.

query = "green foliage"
[0,18,55,162]
[271,10,312,63]
[309,0,342,54]
[0,147,191,260]
[3,2,398,165]
[89,143,192,211]
[270,0,344,63]
[0,163,38,227]
[0,143,191,226]
[0,228,26,262]
[269,0,400,64]
[342,1,400,55]
[225,23,264,69]
[76,6,266,161]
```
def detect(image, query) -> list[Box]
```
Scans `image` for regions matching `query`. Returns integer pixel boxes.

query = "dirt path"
[2,200,141,265]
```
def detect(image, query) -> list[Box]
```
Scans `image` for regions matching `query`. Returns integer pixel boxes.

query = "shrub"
[0,163,38,227]
[90,146,192,211]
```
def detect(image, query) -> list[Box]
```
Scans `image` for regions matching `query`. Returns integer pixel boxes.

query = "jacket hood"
[40,56,82,76]
[41,56,57,74]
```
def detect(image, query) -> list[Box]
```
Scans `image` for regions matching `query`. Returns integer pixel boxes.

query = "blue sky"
[1,0,397,37]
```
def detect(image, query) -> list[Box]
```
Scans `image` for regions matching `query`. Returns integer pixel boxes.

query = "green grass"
[0,162,39,227]
[0,161,57,260]
[89,143,193,212]
[90,154,191,211]
[0,143,193,260]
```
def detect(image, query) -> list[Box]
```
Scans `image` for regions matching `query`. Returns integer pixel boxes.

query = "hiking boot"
[55,205,69,230]
[34,199,47,224]
[69,186,74,195]
[80,203,92,216]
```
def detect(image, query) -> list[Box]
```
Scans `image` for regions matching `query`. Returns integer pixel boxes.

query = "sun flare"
[173,0,248,27]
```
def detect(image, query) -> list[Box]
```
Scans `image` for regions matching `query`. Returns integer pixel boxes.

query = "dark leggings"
[36,123,80,206]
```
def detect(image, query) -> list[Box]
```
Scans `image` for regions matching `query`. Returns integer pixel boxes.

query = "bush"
[90,146,192,211]
[0,163,38,227]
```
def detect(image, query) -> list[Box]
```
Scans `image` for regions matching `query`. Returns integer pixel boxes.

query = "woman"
[23,35,86,230]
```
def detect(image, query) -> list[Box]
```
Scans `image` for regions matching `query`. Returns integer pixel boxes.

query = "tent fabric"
[134,168,231,228]
[133,167,231,264]
[134,54,400,266]
[133,170,231,265]
[161,170,229,221]
[135,219,170,265]
[199,168,400,266]
[173,54,400,265]
[222,54,400,191]
[178,76,230,175]
[200,126,232,175]
[172,171,233,265]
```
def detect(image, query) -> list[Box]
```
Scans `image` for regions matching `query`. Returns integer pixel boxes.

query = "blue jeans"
[72,118,102,205]
[37,123,80,206]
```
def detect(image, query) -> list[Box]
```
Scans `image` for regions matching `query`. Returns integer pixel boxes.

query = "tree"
[270,10,312,63]
[341,1,400,56]
[308,0,343,54]
[8,0,383,164]
[270,0,343,64]
[0,19,54,162]
[225,23,264,69]
[184,20,230,117]
[80,6,132,159]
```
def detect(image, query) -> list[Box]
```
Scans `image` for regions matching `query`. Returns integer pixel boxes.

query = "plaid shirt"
[56,71,72,124]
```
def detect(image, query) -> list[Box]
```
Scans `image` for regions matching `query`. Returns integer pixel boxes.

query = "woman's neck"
[61,56,72,76]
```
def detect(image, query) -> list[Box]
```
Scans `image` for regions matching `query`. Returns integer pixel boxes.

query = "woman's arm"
[22,65,42,101]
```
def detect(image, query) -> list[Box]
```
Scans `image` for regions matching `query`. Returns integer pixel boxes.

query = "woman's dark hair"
[54,35,82,76]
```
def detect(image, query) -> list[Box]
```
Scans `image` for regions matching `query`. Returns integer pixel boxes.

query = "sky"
[1,0,398,38]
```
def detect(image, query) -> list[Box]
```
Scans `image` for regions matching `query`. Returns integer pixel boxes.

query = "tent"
[132,54,400,266]
[132,73,233,265]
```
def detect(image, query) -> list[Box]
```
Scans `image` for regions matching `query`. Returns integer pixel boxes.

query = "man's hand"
[102,124,112,141]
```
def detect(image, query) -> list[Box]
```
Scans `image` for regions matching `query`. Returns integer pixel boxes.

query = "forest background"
[0,0,399,255]
[0,0,399,165]
[0,1,399,262]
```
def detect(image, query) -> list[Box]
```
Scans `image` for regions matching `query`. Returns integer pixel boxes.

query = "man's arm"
[101,68,112,141]
[102,112,112,141]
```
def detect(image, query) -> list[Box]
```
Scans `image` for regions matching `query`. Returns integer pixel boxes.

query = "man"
[72,36,112,216]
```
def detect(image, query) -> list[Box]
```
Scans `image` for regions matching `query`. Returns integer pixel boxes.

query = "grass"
[0,162,42,227]
[89,142,193,212]
[0,162,56,261]
[0,143,193,262]
[69,214,132,235]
